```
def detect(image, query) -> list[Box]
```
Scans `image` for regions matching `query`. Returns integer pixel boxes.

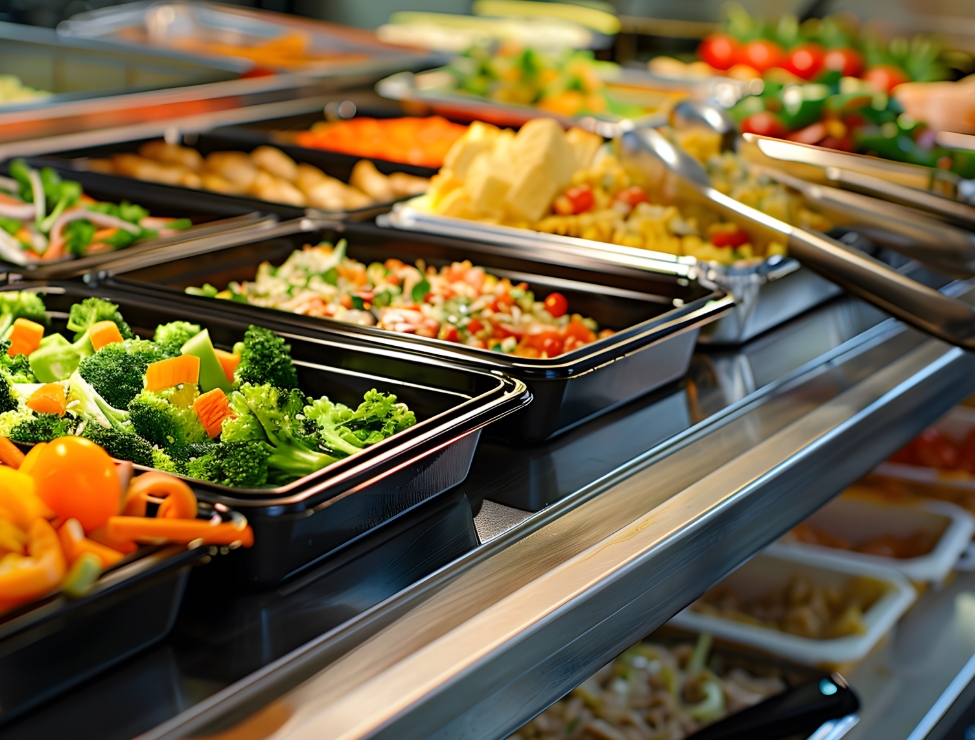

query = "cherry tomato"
[783,42,825,80]
[697,33,741,71]
[863,64,909,94]
[564,319,596,345]
[540,336,564,357]
[740,111,788,138]
[823,47,863,78]
[544,292,569,318]
[710,228,751,248]
[31,437,121,533]
[437,324,460,342]
[740,39,785,73]
[553,184,595,215]
[615,186,650,208]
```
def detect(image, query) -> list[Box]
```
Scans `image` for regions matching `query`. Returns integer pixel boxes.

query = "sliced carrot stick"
[105,517,254,547]
[145,355,200,392]
[26,383,66,417]
[88,525,138,555]
[89,320,124,351]
[91,228,119,242]
[7,318,44,357]
[193,388,235,439]
[0,437,25,469]
[58,518,125,568]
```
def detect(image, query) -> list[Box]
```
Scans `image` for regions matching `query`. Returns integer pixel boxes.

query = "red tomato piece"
[555,184,595,215]
[615,186,650,208]
[466,318,484,334]
[740,39,785,73]
[697,33,742,71]
[438,324,460,342]
[544,292,569,318]
[823,47,863,78]
[540,335,564,357]
[784,43,825,80]
[863,64,909,94]
[786,122,828,145]
[740,111,788,138]
[710,228,750,248]
[492,292,515,312]
[564,319,596,345]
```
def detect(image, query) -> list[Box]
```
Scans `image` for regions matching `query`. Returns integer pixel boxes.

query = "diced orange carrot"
[193,388,236,438]
[7,318,44,357]
[214,349,241,384]
[145,354,200,392]
[58,518,125,568]
[0,437,24,469]
[13,227,31,245]
[26,383,66,417]
[89,320,124,351]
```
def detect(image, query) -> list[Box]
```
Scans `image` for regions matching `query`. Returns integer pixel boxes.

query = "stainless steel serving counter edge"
[139,280,975,740]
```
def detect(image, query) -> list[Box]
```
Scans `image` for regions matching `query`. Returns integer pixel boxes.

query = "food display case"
[2,3,975,740]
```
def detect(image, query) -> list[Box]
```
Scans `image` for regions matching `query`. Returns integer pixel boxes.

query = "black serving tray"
[0,543,202,726]
[99,217,733,441]
[0,162,276,280]
[31,126,437,224]
[2,282,528,587]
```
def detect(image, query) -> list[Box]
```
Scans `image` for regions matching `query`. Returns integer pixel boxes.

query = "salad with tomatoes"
[0,160,193,266]
[688,8,975,176]
[186,241,612,358]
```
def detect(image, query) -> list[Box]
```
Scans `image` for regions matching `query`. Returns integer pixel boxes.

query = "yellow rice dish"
[418,120,829,266]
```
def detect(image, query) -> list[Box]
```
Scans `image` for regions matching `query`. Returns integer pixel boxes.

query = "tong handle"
[788,229,975,349]
[690,674,859,740]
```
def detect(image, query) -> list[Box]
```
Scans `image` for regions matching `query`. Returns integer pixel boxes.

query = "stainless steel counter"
[94,279,971,740]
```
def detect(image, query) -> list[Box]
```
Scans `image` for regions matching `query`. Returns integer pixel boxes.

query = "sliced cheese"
[443,121,502,181]
[503,118,576,223]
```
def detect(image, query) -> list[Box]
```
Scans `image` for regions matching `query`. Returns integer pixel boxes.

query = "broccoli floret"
[66,297,133,343]
[153,321,201,357]
[77,339,166,409]
[0,406,33,437]
[226,383,337,482]
[186,441,270,487]
[233,325,299,389]
[9,412,75,443]
[0,341,35,383]
[151,447,180,474]
[304,389,416,456]
[128,387,209,449]
[0,291,49,338]
[66,370,129,429]
[0,373,18,414]
[80,423,154,466]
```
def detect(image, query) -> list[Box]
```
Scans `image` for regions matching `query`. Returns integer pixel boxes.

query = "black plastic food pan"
[0,162,277,280]
[0,543,202,726]
[30,126,435,224]
[100,218,734,442]
[6,282,529,587]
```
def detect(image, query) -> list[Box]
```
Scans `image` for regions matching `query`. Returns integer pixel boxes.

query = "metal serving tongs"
[740,133,975,230]
[622,124,975,350]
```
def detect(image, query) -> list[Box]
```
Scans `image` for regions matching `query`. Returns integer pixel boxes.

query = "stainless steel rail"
[138,285,975,740]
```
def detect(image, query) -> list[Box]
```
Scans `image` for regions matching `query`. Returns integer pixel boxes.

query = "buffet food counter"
[0,3,974,740]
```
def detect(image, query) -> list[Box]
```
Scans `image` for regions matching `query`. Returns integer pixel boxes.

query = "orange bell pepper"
[122,472,198,520]
[106,517,254,547]
[18,442,46,475]
[0,519,66,607]
[0,468,55,530]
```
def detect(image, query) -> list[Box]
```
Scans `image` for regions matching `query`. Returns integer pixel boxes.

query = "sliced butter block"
[504,118,575,223]
[443,121,502,181]
[566,127,604,171]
